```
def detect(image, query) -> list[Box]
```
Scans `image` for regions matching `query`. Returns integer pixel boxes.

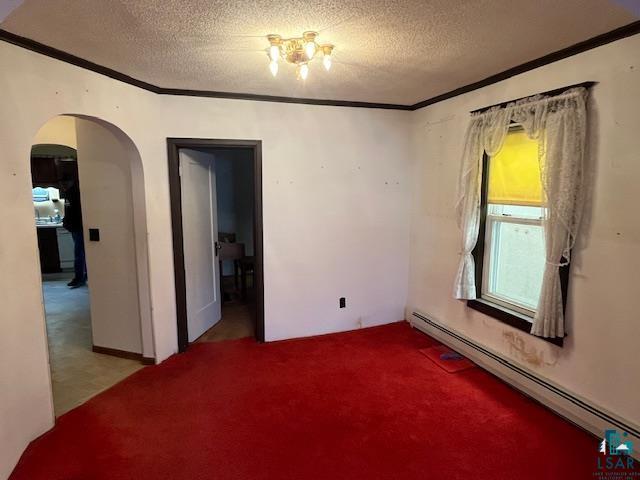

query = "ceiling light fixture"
[269,60,278,77]
[298,63,309,80]
[321,44,333,71]
[266,31,334,80]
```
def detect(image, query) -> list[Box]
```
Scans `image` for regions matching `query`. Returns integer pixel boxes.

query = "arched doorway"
[31,114,154,416]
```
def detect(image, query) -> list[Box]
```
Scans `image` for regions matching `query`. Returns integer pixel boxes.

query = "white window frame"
[481,207,544,319]
[479,124,548,319]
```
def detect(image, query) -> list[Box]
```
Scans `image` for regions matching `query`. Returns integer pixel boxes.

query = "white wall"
[2,23,639,480]
[33,115,76,148]
[31,114,153,358]
[408,34,640,429]
[0,40,411,477]
[3,27,640,480]
[155,95,412,342]
[75,118,143,354]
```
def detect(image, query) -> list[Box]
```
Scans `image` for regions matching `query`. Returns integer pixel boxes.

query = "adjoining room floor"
[11,322,606,480]
[197,302,255,342]
[42,274,143,416]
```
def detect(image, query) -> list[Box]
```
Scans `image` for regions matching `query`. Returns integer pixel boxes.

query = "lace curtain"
[453,87,588,338]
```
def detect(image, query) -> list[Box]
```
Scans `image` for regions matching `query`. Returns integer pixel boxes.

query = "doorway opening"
[167,139,264,352]
[31,115,154,416]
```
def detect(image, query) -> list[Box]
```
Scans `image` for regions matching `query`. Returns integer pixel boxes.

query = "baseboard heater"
[410,311,639,457]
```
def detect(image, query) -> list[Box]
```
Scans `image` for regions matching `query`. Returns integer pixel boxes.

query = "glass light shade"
[323,54,332,71]
[269,60,278,77]
[269,45,280,62]
[304,41,316,59]
[299,63,309,80]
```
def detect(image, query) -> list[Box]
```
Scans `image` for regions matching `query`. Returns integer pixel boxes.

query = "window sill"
[466,298,564,347]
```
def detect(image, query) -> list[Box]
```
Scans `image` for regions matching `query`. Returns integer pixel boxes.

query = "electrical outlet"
[339,297,346,308]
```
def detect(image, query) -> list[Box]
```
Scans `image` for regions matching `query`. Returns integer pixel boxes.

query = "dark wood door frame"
[167,138,264,352]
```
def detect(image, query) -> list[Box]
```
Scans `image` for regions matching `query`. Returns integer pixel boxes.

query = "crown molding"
[2,20,640,111]
[0,28,410,110]
[0,28,161,93]
[158,86,412,109]
[410,20,640,111]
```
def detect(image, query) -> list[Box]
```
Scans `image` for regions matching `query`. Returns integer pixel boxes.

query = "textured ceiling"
[2,0,637,105]
[0,1,23,23]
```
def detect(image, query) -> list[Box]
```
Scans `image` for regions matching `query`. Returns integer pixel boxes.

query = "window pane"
[488,204,543,219]
[487,221,545,311]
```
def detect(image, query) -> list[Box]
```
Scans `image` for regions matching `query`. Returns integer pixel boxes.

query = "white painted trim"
[409,310,640,461]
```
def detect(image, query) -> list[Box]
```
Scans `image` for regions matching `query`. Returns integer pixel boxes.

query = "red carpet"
[11,322,608,479]
[419,345,476,373]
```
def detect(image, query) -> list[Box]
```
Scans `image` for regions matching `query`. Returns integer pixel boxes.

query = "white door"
[180,149,222,342]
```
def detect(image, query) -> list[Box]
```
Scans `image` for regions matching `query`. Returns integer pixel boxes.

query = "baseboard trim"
[92,345,154,365]
[410,311,640,454]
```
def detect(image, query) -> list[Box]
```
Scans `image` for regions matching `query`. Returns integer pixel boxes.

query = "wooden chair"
[218,241,244,302]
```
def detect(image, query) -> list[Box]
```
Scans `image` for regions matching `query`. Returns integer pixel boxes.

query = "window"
[483,203,545,316]
[468,126,567,345]
[482,128,545,316]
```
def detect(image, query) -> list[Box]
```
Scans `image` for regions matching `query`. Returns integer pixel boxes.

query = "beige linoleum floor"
[43,274,143,416]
